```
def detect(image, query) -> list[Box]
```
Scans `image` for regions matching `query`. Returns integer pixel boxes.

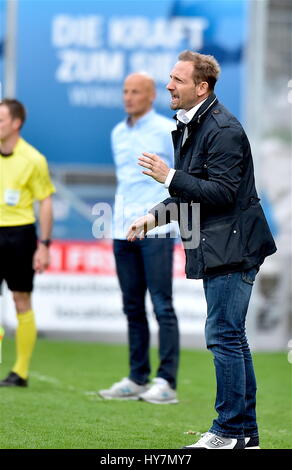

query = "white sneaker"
[98,377,149,400]
[183,432,245,449]
[138,378,179,404]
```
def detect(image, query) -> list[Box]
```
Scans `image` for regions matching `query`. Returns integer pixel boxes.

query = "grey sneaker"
[98,377,149,400]
[138,378,178,404]
[245,436,260,449]
[183,432,245,449]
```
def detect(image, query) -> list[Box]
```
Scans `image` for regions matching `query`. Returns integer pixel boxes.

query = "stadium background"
[0,0,291,351]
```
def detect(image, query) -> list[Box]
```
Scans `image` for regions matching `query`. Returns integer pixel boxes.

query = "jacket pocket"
[188,154,208,176]
[240,202,276,257]
[240,196,261,210]
[201,218,244,272]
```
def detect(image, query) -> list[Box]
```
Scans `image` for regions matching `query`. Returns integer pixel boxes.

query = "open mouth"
[170,94,179,101]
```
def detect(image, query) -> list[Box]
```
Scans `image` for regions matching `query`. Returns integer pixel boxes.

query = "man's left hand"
[138,152,170,183]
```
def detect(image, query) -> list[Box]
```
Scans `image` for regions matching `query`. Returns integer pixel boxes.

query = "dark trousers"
[113,237,179,389]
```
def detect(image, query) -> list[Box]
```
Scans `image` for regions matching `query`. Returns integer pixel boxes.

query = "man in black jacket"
[127,51,276,449]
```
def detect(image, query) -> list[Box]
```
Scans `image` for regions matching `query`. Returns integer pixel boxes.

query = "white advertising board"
[1,241,207,346]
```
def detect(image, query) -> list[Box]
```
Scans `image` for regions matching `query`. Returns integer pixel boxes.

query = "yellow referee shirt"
[0,137,55,227]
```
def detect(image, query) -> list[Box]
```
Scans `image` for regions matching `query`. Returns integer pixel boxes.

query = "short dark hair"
[0,98,26,128]
[178,50,220,91]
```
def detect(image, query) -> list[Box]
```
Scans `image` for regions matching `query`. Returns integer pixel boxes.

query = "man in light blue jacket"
[98,73,179,404]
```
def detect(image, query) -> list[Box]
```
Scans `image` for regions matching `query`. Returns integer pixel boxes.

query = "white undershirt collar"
[176,98,207,124]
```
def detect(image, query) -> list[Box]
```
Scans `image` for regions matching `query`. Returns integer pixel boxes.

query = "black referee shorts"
[0,224,37,292]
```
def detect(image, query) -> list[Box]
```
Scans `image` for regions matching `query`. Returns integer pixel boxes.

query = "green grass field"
[0,337,291,449]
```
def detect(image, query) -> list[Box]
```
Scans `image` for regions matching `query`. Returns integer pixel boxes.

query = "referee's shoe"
[0,371,28,387]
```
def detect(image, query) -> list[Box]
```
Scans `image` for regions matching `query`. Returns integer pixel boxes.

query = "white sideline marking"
[30,371,62,386]
[30,371,102,399]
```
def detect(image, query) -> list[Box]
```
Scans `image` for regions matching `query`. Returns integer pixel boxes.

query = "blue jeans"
[113,237,179,389]
[203,268,259,439]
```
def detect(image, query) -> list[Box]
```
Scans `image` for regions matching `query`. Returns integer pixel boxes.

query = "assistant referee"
[0,99,55,387]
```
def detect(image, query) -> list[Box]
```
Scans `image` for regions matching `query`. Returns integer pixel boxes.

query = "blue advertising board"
[12,0,248,167]
[0,0,5,92]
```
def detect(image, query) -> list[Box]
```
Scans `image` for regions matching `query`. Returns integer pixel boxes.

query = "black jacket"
[150,93,277,279]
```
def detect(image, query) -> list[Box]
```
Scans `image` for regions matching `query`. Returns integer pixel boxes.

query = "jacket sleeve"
[169,126,244,206]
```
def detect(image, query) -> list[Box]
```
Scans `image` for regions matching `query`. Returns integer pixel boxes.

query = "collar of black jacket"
[173,92,218,128]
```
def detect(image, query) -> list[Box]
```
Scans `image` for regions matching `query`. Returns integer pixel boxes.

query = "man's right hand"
[126,213,156,241]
